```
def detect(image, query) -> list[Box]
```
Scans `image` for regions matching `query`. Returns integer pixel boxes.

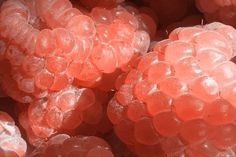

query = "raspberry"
[0,0,39,52]
[195,0,236,27]
[90,7,114,24]
[66,15,96,38]
[108,22,236,157]
[91,43,117,73]
[0,0,155,98]
[0,111,27,157]
[109,20,135,42]
[30,0,153,90]
[18,86,112,145]
[6,0,236,156]
[132,30,150,54]
[29,134,114,157]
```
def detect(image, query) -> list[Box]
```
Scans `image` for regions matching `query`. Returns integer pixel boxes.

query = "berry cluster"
[108,22,236,156]
[1,0,236,157]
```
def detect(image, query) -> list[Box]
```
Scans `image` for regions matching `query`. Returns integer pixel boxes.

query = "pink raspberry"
[0,111,27,157]
[29,134,114,157]
[0,0,155,104]
[18,86,112,146]
[108,22,236,157]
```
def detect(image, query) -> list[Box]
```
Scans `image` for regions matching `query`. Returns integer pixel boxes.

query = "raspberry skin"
[6,1,236,157]
[108,22,236,157]
[0,0,155,101]
[0,111,27,157]
[29,134,114,157]
[18,86,112,146]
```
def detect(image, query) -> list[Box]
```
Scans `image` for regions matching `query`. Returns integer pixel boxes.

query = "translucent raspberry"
[147,61,174,84]
[109,20,135,42]
[5,45,25,67]
[189,76,220,102]
[153,111,181,137]
[96,24,110,43]
[110,40,134,68]
[66,15,96,38]
[204,99,236,125]
[131,30,150,54]
[164,41,195,64]
[74,59,102,86]
[35,29,56,57]
[159,77,188,98]
[220,81,236,107]
[19,86,112,145]
[145,91,172,116]
[0,111,27,157]
[179,119,209,143]
[108,23,236,156]
[134,117,160,145]
[52,27,75,56]
[210,124,236,150]
[91,44,117,73]
[0,0,39,53]
[185,141,219,157]
[210,61,236,87]
[29,134,114,157]
[29,1,152,92]
[195,48,227,72]
[90,7,114,25]
[2,73,33,103]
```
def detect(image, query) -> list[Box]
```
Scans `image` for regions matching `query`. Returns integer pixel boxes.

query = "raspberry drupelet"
[107,22,236,157]
[29,134,114,157]
[195,0,236,27]
[0,111,27,157]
